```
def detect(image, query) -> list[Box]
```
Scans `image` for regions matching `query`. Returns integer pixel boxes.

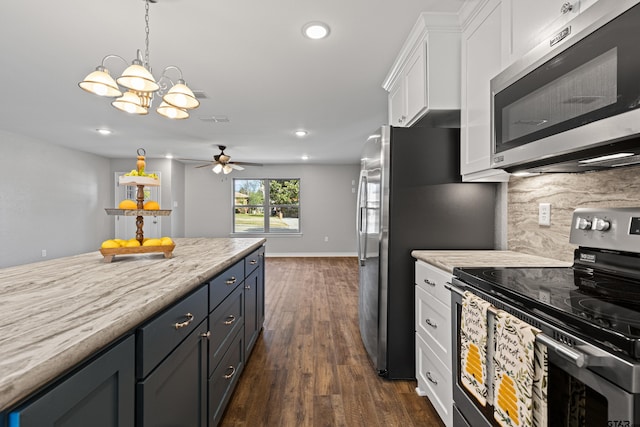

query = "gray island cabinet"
[0,238,266,427]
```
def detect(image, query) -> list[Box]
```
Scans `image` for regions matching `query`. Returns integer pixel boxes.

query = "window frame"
[232,178,301,235]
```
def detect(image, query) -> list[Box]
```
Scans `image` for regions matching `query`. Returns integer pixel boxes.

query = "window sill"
[230,233,303,238]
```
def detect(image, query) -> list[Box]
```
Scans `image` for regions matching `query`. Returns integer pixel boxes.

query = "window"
[233,179,300,234]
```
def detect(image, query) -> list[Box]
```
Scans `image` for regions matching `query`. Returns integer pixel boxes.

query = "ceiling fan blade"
[176,158,212,162]
[229,164,245,170]
[232,161,263,166]
[194,163,213,168]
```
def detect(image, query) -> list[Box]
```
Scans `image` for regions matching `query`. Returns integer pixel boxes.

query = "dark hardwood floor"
[220,257,445,427]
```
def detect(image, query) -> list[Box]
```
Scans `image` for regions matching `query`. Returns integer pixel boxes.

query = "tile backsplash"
[507,165,640,262]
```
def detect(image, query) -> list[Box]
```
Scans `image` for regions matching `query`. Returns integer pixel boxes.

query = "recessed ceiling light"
[295,130,308,137]
[302,22,330,40]
[165,154,174,159]
[302,155,309,161]
[96,128,111,135]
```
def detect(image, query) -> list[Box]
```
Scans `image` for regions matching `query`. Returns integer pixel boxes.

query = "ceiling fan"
[180,145,263,174]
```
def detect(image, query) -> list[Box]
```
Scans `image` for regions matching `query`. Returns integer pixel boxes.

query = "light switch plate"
[539,203,551,226]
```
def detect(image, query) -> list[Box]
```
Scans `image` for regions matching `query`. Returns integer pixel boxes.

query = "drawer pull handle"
[174,313,194,329]
[226,277,237,285]
[250,259,258,265]
[223,366,237,380]
[426,371,438,385]
[224,315,236,325]
[561,2,573,13]
[425,318,438,329]
[423,279,436,287]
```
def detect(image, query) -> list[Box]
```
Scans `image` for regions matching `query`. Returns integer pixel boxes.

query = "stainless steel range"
[450,208,640,426]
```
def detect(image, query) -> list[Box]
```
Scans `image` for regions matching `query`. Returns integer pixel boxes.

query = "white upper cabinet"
[383,13,461,127]
[460,0,510,181]
[503,0,600,64]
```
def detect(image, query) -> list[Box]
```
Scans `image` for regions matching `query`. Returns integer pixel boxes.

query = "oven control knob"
[576,217,592,230]
[593,218,610,231]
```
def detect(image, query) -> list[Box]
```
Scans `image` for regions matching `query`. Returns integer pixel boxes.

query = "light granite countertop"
[411,250,571,274]
[0,237,265,412]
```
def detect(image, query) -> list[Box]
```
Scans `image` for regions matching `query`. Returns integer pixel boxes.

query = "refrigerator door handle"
[356,171,367,266]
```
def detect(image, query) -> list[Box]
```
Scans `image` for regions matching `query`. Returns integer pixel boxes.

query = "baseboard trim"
[265,252,357,258]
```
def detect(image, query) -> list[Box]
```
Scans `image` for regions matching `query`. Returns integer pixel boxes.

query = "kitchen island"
[0,237,265,416]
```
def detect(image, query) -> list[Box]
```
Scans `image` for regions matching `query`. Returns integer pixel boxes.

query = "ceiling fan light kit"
[78,0,199,119]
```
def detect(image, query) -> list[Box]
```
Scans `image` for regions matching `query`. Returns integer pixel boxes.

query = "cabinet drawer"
[209,260,244,312]
[415,260,452,307]
[416,334,453,427]
[136,285,208,379]
[415,285,452,365]
[208,284,244,376]
[244,245,264,276]
[209,329,244,427]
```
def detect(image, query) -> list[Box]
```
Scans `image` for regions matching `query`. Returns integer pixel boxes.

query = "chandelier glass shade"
[111,91,149,115]
[78,66,122,97]
[78,0,199,119]
[157,101,189,119]
[116,60,160,93]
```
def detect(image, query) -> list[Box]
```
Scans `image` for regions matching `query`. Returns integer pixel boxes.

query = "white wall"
[184,163,360,256]
[0,130,112,268]
[0,139,359,268]
[170,160,186,237]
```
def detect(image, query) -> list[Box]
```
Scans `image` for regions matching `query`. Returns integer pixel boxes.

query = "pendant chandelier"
[78,0,199,119]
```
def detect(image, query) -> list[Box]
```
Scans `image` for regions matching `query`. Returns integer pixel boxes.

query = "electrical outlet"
[539,203,551,226]
[324,236,329,242]
[41,249,47,257]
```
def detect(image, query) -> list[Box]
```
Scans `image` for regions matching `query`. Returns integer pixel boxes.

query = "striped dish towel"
[493,310,548,427]
[460,291,492,406]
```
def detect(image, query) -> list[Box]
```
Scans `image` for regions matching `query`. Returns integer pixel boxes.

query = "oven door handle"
[446,283,589,369]
[536,333,587,368]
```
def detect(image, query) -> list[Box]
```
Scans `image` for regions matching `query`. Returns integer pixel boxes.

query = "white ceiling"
[0,0,466,166]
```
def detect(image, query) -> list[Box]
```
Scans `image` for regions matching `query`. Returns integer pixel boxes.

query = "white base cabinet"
[414,260,453,427]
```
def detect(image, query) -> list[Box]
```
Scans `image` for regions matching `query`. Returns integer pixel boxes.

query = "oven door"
[449,279,638,427]
[490,0,640,171]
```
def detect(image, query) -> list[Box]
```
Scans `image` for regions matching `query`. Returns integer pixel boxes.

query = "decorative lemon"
[101,239,120,249]
[144,200,160,210]
[114,239,127,247]
[160,237,174,246]
[119,199,137,210]
[143,238,162,246]
[125,240,141,247]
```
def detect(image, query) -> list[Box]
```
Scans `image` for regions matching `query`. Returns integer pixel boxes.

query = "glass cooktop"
[454,266,640,358]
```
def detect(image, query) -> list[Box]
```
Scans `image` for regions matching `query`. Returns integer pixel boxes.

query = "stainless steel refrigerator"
[356,125,496,379]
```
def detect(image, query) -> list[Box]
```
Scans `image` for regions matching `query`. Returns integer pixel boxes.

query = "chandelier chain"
[144,0,150,68]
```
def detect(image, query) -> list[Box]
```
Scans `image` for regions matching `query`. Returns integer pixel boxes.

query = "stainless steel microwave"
[491,0,640,173]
